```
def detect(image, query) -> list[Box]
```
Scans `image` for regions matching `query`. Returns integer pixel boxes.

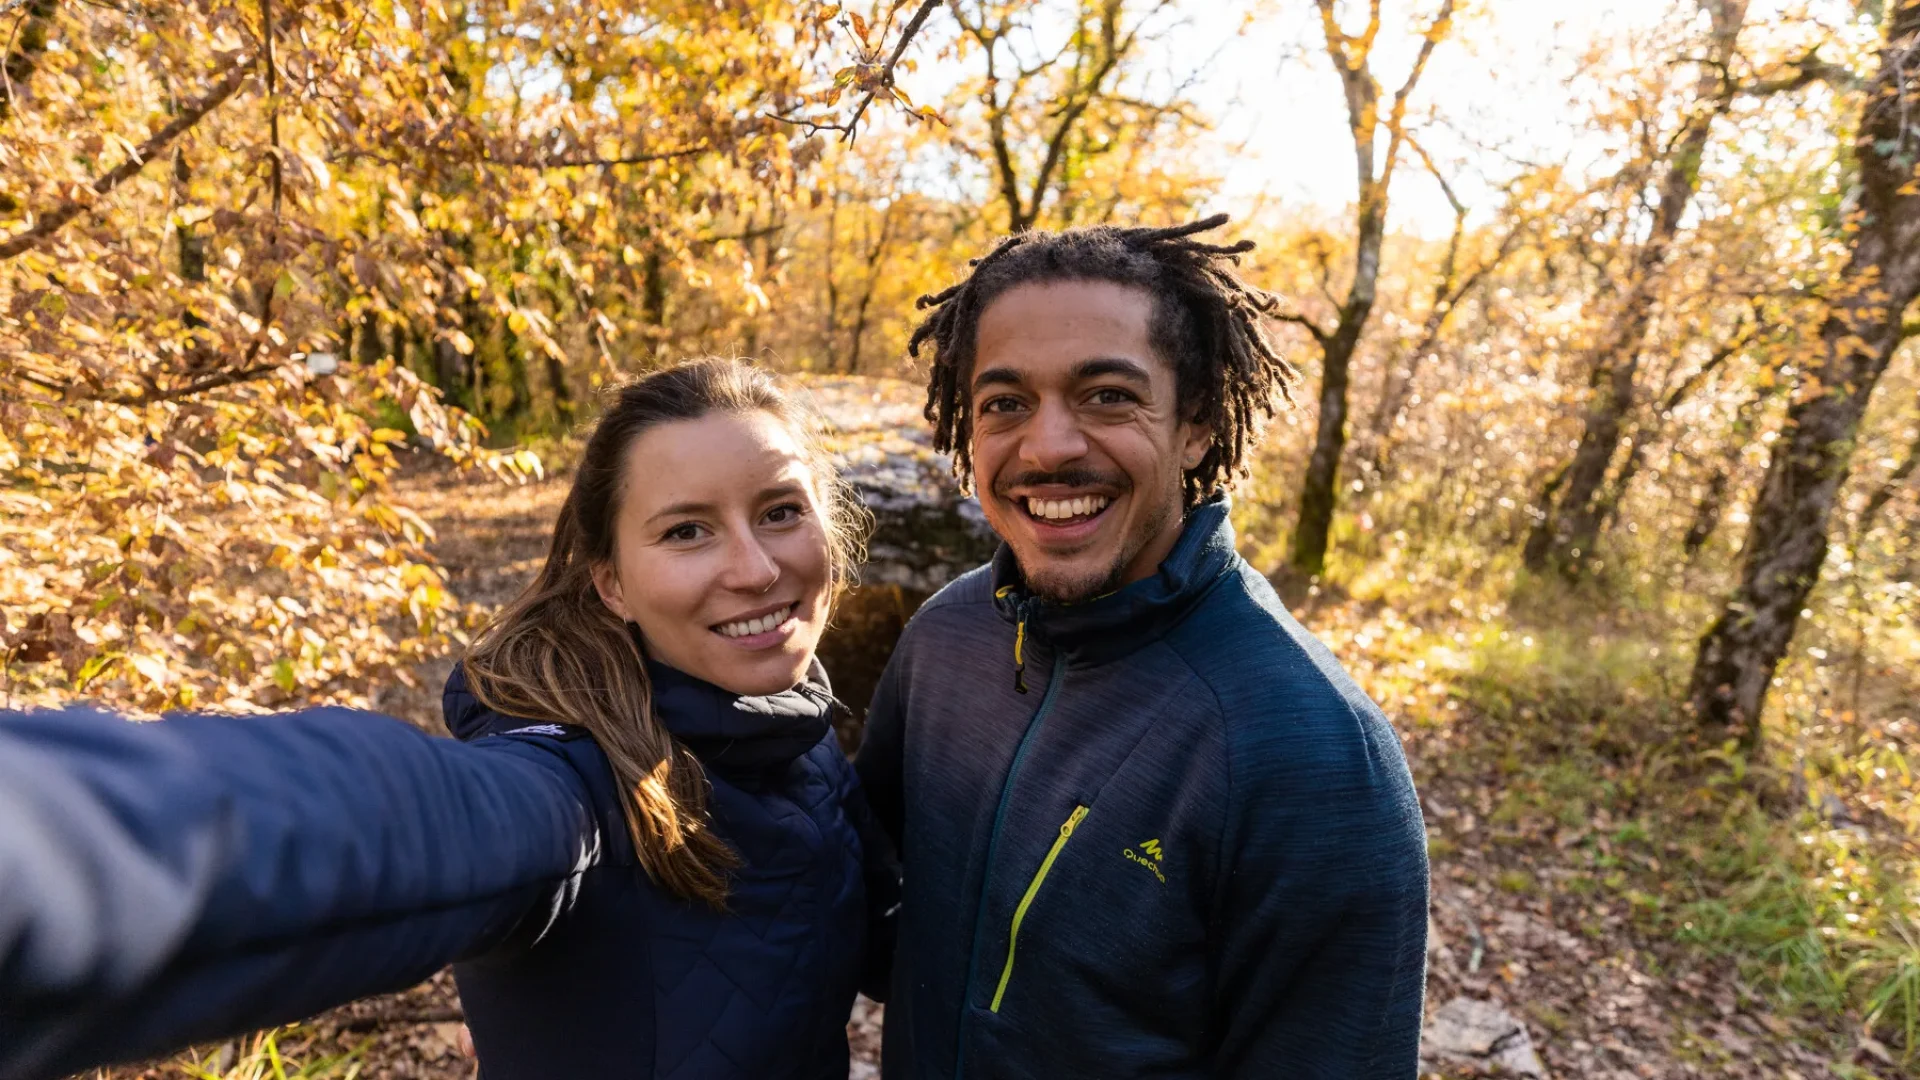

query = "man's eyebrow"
[1072,357,1153,386]
[971,366,1025,394]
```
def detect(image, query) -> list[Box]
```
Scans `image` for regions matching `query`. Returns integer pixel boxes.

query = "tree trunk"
[1524,0,1747,575]
[1293,314,1366,575]
[1289,0,1454,576]
[1689,0,1920,747]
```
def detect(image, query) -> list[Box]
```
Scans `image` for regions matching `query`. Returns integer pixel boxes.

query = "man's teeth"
[717,605,794,639]
[1026,495,1112,521]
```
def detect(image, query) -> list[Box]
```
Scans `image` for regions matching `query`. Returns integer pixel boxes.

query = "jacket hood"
[442,659,838,778]
[990,492,1240,667]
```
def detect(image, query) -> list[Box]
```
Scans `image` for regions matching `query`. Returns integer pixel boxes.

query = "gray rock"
[1421,997,1547,1078]
[806,377,998,592]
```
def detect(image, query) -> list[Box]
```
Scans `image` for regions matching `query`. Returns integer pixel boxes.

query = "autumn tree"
[945,0,1207,234]
[1517,0,1756,577]
[1284,0,1455,577]
[1689,0,1920,746]
[0,0,842,709]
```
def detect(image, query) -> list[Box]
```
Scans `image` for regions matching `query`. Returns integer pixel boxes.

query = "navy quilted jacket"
[443,659,882,1080]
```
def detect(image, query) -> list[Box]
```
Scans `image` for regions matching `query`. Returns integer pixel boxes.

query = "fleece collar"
[990,492,1240,671]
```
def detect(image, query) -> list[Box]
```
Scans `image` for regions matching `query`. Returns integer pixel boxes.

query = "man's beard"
[1003,472,1180,605]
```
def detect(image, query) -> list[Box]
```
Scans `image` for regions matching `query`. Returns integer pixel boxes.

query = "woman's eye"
[764,503,806,526]
[662,523,704,543]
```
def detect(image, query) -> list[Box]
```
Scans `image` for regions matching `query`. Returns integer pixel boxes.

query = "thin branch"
[844,0,940,140]
[1740,47,1864,96]
[1858,419,1920,534]
[1275,311,1332,346]
[1406,133,1464,218]
[110,357,288,405]
[768,0,941,143]
[497,144,710,169]
[15,336,288,406]
[0,54,254,260]
[1658,305,1762,415]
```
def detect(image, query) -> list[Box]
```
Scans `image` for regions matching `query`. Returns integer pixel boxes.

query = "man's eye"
[979,396,1026,415]
[1090,387,1136,406]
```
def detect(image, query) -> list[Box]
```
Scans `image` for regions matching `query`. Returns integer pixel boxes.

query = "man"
[855,215,1429,1079]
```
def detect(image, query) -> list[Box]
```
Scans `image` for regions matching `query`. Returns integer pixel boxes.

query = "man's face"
[969,279,1210,604]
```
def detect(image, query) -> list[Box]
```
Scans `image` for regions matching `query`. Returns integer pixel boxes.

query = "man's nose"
[720,529,782,594]
[1018,399,1089,471]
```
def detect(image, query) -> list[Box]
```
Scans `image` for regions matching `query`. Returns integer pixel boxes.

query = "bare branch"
[1406,132,1465,218]
[0,53,254,260]
[1274,311,1332,346]
[1740,48,1864,97]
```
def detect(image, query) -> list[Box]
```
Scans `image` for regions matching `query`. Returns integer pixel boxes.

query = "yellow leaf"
[129,653,171,689]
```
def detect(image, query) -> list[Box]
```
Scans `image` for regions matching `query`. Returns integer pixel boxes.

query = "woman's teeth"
[717,604,794,639]
[1026,495,1112,521]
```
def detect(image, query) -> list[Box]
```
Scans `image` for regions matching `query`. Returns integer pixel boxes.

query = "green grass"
[1310,539,1920,1064]
[176,1027,368,1080]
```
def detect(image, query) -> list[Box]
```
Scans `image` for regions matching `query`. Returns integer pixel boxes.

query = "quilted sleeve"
[0,704,599,1080]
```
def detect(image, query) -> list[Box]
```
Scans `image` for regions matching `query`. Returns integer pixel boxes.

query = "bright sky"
[1182,0,1682,237]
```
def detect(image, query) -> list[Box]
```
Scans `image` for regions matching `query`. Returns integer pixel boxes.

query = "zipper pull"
[1012,605,1029,694]
[1060,805,1088,837]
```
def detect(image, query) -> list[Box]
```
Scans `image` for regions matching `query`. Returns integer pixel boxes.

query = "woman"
[445,357,887,1079]
[0,359,891,1080]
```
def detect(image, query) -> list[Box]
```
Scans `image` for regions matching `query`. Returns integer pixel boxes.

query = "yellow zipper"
[989,804,1089,1013]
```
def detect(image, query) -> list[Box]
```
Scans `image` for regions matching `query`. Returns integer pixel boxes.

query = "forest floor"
[99,400,1911,1080]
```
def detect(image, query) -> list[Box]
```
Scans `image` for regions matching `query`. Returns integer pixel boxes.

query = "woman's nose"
[721,532,781,594]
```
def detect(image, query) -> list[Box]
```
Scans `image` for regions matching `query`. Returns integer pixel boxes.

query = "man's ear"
[1179,422,1213,472]
[591,561,631,622]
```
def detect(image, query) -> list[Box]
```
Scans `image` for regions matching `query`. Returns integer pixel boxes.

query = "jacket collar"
[990,493,1241,671]
[644,658,837,776]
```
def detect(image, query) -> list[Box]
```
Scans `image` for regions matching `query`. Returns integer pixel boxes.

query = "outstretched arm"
[0,704,598,1080]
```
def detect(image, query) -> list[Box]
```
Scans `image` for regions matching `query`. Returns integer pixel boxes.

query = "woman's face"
[591,409,834,697]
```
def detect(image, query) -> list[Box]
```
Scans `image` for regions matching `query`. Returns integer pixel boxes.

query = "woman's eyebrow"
[645,500,714,525]
[756,482,806,502]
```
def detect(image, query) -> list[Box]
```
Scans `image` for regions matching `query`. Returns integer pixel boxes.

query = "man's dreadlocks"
[908,213,1298,506]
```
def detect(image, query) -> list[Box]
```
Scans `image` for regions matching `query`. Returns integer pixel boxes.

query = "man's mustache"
[991,469,1129,496]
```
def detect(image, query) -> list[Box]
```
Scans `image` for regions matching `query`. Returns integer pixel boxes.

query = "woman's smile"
[712,600,802,645]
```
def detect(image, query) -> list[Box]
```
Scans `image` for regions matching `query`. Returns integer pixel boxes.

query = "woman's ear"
[591,561,631,622]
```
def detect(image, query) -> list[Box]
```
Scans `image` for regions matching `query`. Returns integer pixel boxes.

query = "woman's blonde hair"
[463,359,867,907]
